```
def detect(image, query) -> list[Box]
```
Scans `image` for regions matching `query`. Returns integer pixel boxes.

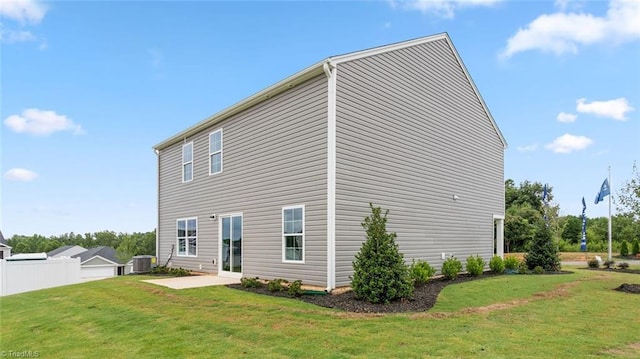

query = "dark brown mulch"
[587,268,640,274]
[614,283,640,294]
[228,272,567,313]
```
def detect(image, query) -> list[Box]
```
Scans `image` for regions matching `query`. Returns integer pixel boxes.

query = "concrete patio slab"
[143,275,240,289]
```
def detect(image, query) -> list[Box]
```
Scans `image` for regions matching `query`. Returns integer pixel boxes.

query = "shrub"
[524,222,561,272]
[603,260,615,269]
[518,261,528,274]
[149,266,190,277]
[351,203,413,304]
[620,241,629,257]
[632,238,640,256]
[587,259,600,268]
[504,256,520,271]
[267,278,287,292]
[533,266,544,274]
[617,262,630,270]
[240,277,263,288]
[465,255,485,277]
[442,256,463,280]
[489,256,505,274]
[287,280,304,297]
[409,259,436,285]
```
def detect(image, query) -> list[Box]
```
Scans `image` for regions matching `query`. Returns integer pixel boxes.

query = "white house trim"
[81,255,120,266]
[325,60,337,291]
[493,214,505,258]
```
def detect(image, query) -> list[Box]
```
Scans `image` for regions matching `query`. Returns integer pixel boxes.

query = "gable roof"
[154,33,507,151]
[47,245,86,257]
[0,230,10,248]
[73,246,123,265]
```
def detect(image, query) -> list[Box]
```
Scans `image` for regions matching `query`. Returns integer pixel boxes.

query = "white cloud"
[4,168,38,181]
[544,133,593,153]
[576,97,634,121]
[0,27,35,43]
[557,112,577,123]
[395,0,501,19]
[4,108,85,136]
[0,0,47,24]
[500,0,640,58]
[517,144,538,152]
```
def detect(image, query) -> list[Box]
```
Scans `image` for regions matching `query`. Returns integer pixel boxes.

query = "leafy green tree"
[617,161,640,220]
[561,215,582,244]
[351,203,413,304]
[505,204,543,252]
[524,222,561,272]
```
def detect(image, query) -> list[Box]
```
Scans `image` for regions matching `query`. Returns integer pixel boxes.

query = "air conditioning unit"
[132,255,154,273]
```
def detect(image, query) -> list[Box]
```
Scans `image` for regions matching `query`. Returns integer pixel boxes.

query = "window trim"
[182,142,194,183]
[282,205,305,263]
[208,129,223,176]
[176,217,198,257]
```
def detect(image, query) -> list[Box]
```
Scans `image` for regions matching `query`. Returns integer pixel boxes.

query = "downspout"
[323,60,337,292]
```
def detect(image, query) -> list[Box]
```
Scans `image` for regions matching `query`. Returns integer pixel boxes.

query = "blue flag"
[542,184,548,203]
[594,178,610,204]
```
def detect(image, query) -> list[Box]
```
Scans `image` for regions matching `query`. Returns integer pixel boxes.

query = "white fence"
[0,257,81,296]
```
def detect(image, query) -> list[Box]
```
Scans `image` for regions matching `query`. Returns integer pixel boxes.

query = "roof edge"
[153,59,327,151]
[81,255,122,266]
[330,32,449,65]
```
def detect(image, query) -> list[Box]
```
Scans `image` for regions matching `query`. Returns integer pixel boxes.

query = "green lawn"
[1,268,639,358]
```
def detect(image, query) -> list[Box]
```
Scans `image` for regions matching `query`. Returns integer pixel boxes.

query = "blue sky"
[2,0,638,237]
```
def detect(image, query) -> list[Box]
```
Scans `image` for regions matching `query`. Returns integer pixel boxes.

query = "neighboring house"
[47,245,87,258]
[72,246,128,278]
[0,231,11,260]
[153,33,507,290]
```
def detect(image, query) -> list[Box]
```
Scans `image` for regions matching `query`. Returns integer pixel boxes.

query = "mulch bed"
[614,283,640,294]
[228,272,573,313]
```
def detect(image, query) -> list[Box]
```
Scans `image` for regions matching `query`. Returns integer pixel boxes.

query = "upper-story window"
[209,129,223,175]
[182,142,193,182]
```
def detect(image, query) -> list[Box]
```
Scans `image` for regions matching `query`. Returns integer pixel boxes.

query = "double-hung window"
[283,205,304,262]
[182,142,193,182]
[209,129,223,175]
[177,218,197,256]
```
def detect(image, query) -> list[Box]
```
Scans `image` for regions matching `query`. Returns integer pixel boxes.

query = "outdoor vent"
[132,255,153,274]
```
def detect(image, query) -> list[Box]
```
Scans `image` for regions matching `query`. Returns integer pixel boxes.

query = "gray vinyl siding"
[158,75,328,286]
[334,38,504,286]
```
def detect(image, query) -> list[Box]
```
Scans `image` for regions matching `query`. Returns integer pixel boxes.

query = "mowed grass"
[1,268,639,358]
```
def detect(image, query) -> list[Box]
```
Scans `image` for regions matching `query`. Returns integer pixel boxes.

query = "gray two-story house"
[153,33,507,291]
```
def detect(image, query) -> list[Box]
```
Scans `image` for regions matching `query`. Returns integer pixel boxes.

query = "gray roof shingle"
[73,246,122,264]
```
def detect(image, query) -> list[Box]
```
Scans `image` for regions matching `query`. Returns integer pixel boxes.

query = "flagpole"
[608,166,612,261]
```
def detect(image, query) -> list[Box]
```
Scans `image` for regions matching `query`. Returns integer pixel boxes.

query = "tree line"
[505,162,640,253]
[6,230,155,263]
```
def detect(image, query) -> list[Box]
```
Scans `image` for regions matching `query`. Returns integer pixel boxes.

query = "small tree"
[620,240,629,257]
[351,203,413,304]
[631,238,640,256]
[524,222,561,272]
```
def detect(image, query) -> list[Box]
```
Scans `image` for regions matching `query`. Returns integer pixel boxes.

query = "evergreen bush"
[465,255,485,276]
[442,256,463,280]
[524,222,561,272]
[504,256,520,271]
[409,259,436,285]
[632,238,640,256]
[620,240,629,257]
[351,204,413,304]
[489,255,505,274]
